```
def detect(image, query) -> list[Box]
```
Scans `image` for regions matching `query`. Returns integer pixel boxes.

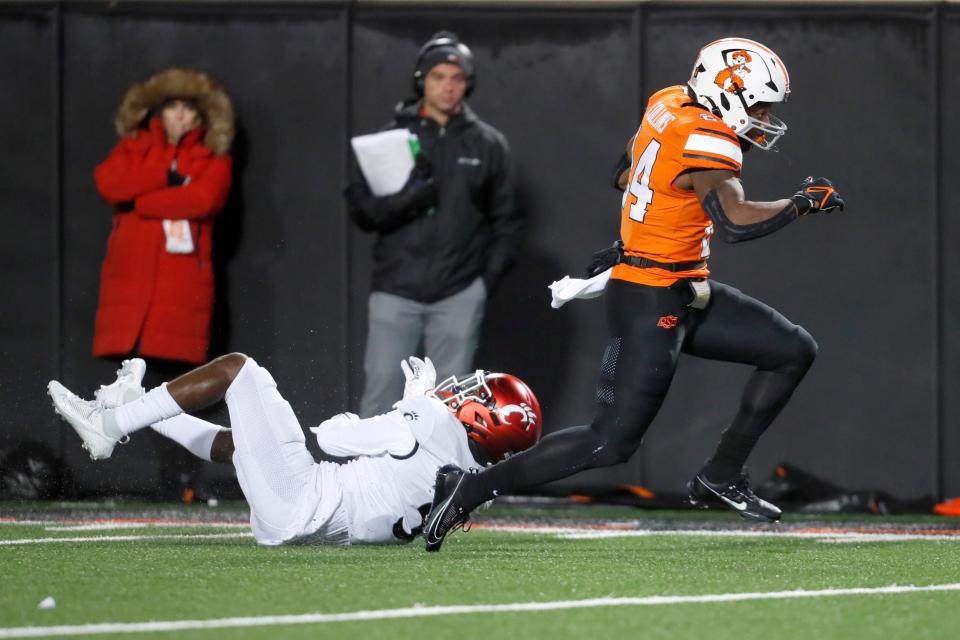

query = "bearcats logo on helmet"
[495,403,538,430]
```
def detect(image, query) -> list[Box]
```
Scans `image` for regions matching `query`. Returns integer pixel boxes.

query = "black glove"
[585,241,624,278]
[395,153,437,213]
[167,168,188,187]
[790,176,845,215]
[410,151,432,182]
[343,153,436,232]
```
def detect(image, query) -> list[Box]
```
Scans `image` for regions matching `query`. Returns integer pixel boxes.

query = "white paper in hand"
[350,129,416,196]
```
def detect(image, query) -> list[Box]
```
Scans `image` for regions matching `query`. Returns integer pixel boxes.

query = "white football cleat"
[94,358,146,409]
[48,380,118,460]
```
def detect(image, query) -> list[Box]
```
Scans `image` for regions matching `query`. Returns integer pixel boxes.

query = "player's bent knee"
[592,435,641,467]
[791,327,818,370]
[212,352,248,382]
[766,326,817,373]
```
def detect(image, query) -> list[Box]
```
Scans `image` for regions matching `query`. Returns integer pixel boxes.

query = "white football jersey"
[311,394,480,545]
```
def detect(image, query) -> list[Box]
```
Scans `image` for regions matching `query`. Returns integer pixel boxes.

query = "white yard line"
[483,525,960,543]
[44,522,249,532]
[0,532,251,546]
[1,583,959,638]
[562,529,960,543]
[0,518,249,533]
[4,519,958,544]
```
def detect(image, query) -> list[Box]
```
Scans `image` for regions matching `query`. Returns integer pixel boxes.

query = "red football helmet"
[432,370,542,461]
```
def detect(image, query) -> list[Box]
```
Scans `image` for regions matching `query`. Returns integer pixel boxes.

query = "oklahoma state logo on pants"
[657,315,679,329]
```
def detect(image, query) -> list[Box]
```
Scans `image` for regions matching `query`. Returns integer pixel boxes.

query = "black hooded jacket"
[347,100,522,303]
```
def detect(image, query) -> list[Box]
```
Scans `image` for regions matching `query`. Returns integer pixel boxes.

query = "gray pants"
[359,277,487,417]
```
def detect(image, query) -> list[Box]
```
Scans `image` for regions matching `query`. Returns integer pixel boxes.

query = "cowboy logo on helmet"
[713,49,753,94]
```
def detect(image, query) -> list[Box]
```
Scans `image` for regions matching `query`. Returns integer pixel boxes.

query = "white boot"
[48,381,118,460]
[94,358,146,409]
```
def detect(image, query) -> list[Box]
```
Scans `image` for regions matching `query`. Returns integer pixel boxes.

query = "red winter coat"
[93,117,233,364]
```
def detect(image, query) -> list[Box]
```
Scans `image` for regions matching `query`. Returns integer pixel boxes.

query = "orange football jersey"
[612,85,743,287]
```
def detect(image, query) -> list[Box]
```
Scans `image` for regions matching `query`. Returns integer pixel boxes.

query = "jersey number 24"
[621,139,661,223]
[620,138,713,259]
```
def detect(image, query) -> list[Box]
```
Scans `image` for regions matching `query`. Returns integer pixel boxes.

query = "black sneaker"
[688,471,782,522]
[423,464,472,552]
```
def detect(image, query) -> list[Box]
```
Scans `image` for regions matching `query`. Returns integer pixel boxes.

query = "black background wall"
[0,1,955,500]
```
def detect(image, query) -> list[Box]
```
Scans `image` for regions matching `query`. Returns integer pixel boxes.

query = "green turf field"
[1,501,959,639]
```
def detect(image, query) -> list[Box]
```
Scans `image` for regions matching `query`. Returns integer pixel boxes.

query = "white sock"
[150,415,228,462]
[103,383,182,439]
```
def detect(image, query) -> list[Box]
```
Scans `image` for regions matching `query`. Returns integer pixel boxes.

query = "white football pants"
[226,359,349,545]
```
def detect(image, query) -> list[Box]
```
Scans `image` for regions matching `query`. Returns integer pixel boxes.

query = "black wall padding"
[940,7,960,499]
[0,5,61,463]
[0,2,954,499]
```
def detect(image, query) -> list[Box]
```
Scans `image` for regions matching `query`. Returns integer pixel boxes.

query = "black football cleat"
[688,471,782,523]
[423,464,472,552]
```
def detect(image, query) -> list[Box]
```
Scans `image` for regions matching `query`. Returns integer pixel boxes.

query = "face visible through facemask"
[745,102,771,145]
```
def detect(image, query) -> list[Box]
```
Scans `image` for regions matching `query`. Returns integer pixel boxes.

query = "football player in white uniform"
[47,353,541,546]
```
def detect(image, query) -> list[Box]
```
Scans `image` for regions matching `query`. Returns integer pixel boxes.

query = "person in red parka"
[93,68,234,366]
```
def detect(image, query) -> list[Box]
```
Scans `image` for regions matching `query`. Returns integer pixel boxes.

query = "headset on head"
[412,31,476,97]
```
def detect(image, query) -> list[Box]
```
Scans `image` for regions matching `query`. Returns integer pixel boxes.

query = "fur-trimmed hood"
[114,68,234,155]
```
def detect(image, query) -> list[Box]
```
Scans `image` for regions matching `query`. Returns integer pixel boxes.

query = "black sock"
[703,431,756,482]
[703,367,806,482]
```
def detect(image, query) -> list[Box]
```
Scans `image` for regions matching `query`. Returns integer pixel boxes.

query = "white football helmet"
[687,37,790,150]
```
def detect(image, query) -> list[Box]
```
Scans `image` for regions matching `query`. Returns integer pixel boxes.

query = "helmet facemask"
[740,101,787,151]
[431,370,492,411]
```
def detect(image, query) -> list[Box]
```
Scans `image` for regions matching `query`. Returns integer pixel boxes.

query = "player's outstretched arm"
[690,169,844,243]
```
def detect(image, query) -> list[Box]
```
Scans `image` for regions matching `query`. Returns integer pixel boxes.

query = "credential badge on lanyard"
[162,220,194,254]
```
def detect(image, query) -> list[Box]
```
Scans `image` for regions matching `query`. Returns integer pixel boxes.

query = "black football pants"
[461,277,817,510]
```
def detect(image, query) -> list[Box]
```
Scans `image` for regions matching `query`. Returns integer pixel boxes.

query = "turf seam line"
[2,583,960,638]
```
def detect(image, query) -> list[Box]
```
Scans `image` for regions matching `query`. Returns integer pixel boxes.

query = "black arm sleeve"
[610,152,631,191]
[701,190,799,244]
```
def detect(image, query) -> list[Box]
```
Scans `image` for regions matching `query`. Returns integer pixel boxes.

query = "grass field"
[2,501,959,639]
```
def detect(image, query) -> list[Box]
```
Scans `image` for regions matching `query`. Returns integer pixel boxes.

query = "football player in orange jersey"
[422,38,845,551]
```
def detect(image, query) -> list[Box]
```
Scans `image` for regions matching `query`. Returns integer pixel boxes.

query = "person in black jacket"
[345,32,523,417]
